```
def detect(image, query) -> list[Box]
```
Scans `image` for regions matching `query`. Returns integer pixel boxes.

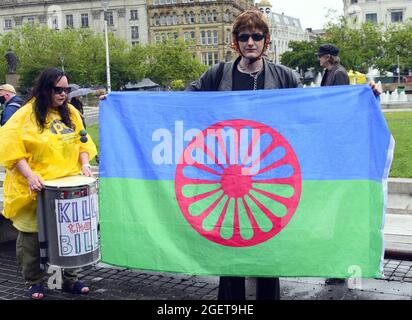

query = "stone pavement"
[1,240,412,301]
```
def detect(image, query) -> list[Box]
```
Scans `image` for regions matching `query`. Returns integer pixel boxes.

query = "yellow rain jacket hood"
[0,100,97,232]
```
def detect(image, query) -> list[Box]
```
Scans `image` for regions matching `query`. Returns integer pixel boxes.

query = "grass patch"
[88,112,412,177]
[384,112,412,178]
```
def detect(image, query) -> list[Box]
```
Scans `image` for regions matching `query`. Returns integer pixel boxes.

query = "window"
[207,30,212,44]
[4,19,12,30]
[225,30,231,44]
[201,31,206,45]
[184,12,190,24]
[213,30,218,44]
[189,12,195,24]
[212,10,218,22]
[131,26,139,40]
[391,11,403,23]
[106,11,114,26]
[365,13,377,24]
[154,14,160,26]
[350,0,358,4]
[27,16,35,25]
[202,52,219,66]
[130,10,138,21]
[52,16,59,30]
[66,15,73,28]
[207,11,212,23]
[81,13,89,28]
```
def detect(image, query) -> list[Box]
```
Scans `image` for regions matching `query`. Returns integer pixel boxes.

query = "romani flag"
[99,85,394,278]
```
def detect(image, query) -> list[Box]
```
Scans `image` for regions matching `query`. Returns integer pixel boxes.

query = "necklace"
[237,63,264,90]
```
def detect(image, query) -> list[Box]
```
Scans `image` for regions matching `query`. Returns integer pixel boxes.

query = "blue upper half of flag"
[99,85,392,182]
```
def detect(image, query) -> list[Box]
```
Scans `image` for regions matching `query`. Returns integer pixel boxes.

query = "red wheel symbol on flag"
[175,119,301,247]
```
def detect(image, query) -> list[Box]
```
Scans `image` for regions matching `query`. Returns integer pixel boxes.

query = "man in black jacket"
[186,8,300,301]
[317,44,349,87]
[0,84,24,126]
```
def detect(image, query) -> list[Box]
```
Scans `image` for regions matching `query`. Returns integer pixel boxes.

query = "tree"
[280,40,321,75]
[145,39,207,88]
[0,25,207,91]
[375,20,412,74]
[321,17,383,73]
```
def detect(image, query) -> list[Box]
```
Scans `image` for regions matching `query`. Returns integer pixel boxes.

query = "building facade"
[0,0,149,45]
[343,0,412,29]
[257,0,309,63]
[147,0,254,65]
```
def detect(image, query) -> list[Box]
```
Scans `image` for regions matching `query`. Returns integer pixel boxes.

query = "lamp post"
[395,45,401,86]
[60,55,64,72]
[101,0,111,93]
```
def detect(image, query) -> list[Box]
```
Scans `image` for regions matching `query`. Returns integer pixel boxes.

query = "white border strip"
[380,135,395,274]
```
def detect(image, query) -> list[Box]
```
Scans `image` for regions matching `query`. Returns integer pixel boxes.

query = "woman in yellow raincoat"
[0,68,97,299]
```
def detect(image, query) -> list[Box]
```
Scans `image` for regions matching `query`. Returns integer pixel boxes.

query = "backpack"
[0,102,22,126]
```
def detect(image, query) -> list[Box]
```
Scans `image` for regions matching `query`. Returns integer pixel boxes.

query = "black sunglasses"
[237,33,265,42]
[52,86,71,94]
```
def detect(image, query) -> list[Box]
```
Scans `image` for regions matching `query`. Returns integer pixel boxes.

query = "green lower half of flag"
[99,178,384,278]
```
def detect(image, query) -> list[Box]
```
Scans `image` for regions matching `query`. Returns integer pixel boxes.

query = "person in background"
[317,44,349,87]
[0,67,97,299]
[70,96,86,128]
[0,84,24,126]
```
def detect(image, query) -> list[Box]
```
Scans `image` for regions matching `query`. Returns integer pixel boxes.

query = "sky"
[268,0,344,30]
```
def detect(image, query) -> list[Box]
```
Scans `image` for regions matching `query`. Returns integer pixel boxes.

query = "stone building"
[147,0,254,65]
[257,0,309,63]
[0,0,149,45]
[343,0,412,29]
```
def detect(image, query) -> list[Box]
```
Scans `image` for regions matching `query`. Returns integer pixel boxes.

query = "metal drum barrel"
[37,175,100,269]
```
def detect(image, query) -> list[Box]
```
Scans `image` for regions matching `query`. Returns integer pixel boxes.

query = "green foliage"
[374,20,412,73]
[322,17,383,73]
[280,17,411,75]
[145,39,207,88]
[0,25,206,91]
[170,79,185,91]
[280,40,321,75]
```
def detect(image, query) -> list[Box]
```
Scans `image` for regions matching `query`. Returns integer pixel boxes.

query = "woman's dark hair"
[27,67,74,131]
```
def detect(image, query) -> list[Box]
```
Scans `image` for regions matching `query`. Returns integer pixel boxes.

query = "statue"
[5,47,18,74]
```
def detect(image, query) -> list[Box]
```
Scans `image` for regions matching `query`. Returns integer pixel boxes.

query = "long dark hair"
[27,67,74,131]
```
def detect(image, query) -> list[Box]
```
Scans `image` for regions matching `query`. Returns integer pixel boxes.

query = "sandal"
[27,283,45,300]
[62,280,89,294]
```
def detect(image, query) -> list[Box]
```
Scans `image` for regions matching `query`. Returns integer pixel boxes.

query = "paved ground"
[1,240,412,301]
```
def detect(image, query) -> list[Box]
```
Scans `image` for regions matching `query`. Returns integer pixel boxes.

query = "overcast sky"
[268,0,344,30]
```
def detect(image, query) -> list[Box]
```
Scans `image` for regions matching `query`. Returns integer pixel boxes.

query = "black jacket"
[321,63,349,87]
[186,57,301,91]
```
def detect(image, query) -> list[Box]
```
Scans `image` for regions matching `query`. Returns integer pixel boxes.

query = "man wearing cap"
[0,84,24,126]
[317,44,349,87]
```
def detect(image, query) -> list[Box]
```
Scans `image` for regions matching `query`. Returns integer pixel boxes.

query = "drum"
[37,175,100,269]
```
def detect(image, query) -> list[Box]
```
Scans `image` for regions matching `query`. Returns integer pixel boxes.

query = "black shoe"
[325,278,346,285]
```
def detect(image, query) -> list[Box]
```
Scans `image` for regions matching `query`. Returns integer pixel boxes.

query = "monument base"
[5,74,20,92]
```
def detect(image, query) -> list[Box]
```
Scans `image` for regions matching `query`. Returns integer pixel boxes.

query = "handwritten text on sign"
[55,194,99,257]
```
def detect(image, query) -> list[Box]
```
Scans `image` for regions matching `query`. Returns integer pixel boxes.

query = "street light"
[101,0,111,93]
[395,45,401,86]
